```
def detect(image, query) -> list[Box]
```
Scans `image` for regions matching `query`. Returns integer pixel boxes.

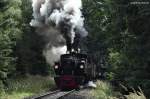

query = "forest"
[0,0,150,98]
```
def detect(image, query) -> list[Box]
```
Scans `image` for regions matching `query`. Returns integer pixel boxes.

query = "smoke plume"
[30,0,88,65]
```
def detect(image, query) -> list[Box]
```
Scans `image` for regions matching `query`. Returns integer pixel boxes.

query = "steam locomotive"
[53,49,100,90]
[53,35,106,90]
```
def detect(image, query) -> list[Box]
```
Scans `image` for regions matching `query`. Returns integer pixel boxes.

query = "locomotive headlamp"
[80,65,84,69]
[54,65,58,69]
[81,60,85,63]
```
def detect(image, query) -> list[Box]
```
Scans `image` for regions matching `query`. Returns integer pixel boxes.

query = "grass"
[124,92,146,99]
[0,75,55,99]
[0,78,147,99]
[91,80,147,99]
[90,81,118,99]
[123,87,146,99]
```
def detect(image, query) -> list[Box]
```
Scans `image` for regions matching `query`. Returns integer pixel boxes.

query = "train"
[53,50,106,90]
[52,32,107,90]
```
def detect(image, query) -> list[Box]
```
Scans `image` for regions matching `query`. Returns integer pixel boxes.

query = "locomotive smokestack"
[30,0,88,65]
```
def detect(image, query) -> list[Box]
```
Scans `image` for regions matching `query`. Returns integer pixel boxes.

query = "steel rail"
[24,90,60,99]
[25,89,75,99]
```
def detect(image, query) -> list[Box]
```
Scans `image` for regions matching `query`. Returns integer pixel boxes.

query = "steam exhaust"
[30,0,87,65]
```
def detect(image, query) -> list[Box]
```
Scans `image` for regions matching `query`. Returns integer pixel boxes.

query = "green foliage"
[83,0,150,97]
[0,75,55,99]
[0,80,5,95]
[0,0,150,97]
[91,81,119,99]
[82,0,111,69]
[0,0,22,88]
[105,0,150,97]
[91,81,146,99]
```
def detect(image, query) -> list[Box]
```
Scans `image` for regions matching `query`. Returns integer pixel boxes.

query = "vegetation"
[0,0,51,92]
[91,81,146,99]
[0,0,150,98]
[0,75,55,99]
[91,81,118,99]
[83,0,150,98]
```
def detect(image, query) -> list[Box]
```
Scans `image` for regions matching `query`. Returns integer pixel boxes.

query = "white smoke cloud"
[43,46,67,65]
[30,0,87,65]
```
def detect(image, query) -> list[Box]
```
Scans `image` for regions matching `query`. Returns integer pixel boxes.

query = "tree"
[0,0,22,88]
[15,0,50,75]
[83,0,150,97]
[107,0,150,96]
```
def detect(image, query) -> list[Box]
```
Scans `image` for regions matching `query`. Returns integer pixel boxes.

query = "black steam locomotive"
[53,50,99,90]
[53,35,106,89]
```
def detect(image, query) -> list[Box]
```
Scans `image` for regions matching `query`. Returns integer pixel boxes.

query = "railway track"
[24,89,75,99]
